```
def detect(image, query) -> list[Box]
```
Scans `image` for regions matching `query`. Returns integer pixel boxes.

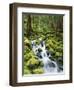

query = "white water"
[31,39,60,74]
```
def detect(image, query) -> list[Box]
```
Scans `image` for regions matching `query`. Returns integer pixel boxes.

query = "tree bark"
[27,15,32,36]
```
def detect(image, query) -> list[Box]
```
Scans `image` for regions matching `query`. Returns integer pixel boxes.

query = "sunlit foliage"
[23,14,63,74]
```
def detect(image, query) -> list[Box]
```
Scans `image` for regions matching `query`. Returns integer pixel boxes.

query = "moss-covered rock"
[33,68,44,74]
[24,69,31,74]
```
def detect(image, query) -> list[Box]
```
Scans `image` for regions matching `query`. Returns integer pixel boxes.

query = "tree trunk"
[27,15,32,36]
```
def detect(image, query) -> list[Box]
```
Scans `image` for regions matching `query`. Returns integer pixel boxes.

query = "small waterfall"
[31,39,61,74]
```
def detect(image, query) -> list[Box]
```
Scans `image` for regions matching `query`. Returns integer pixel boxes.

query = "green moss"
[24,69,31,74]
[33,68,44,74]
[46,37,63,60]
[26,58,39,66]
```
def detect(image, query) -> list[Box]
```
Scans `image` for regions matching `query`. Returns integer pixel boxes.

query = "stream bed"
[31,38,63,74]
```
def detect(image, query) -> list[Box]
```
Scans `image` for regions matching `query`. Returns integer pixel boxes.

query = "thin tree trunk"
[27,15,32,36]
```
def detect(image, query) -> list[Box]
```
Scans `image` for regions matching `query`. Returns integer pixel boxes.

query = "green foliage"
[23,14,63,74]
[46,36,63,60]
[24,69,31,74]
[33,68,44,74]
[23,40,44,74]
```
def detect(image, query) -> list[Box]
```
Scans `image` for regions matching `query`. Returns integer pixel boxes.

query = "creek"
[31,38,62,74]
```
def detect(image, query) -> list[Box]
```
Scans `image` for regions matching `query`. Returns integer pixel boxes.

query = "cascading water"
[31,38,62,74]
